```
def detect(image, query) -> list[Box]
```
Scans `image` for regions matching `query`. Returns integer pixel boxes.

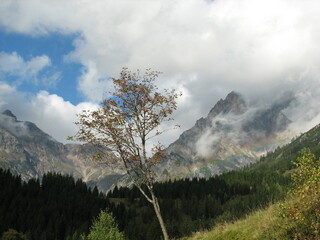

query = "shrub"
[1,229,27,240]
[281,148,320,239]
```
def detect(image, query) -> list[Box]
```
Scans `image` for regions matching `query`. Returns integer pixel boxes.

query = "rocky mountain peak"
[207,91,247,119]
[0,110,122,191]
[2,110,18,121]
[162,91,294,180]
[0,110,55,142]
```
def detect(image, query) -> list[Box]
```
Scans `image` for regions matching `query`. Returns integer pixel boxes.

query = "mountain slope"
[182,204,286,240]
[0,110,123,191]
[0,91,299,188]
[183,123,320,240]
[159,91,294,179]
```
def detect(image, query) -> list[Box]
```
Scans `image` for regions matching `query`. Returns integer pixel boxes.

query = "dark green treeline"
[0,166,289,240]
[108,168,290,240]
[0,170,108,240]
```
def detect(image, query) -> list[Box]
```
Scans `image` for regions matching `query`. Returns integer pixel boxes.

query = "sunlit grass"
[181,204,290,240]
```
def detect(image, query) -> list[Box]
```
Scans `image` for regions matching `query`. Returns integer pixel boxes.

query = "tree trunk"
[150,190,169,240]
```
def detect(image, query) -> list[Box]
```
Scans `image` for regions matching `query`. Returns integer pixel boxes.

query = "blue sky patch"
[0,31,84,105]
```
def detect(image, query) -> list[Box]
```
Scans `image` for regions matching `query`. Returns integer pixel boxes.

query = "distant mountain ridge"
[0,91,297,189]
[0,110,123,191]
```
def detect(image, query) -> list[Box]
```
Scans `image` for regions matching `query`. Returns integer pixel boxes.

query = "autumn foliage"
[281,148,320,239]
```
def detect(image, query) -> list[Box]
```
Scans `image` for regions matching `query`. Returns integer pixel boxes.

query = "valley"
[1,94,319,239]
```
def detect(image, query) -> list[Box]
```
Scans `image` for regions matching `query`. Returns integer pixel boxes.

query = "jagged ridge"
[0,110,123,192]
[158,91,294,179]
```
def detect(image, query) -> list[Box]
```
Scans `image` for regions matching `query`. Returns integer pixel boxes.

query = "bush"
[1,229,27,240]
[281,148,320,239]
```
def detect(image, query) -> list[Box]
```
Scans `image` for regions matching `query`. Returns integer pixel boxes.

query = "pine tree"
[82,210,125,240]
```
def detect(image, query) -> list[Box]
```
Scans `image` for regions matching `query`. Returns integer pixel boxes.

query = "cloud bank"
[0,0,320,144]
[0,82,98,143]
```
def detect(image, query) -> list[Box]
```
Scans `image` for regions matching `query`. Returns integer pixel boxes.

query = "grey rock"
[0,110,123,192]
[157,92,293,179]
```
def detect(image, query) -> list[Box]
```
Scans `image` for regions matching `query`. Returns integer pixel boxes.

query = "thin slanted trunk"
[150,189,169,240]
[136,185,169,240]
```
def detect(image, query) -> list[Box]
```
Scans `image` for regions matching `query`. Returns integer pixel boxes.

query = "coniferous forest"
[0,167,289,240]
[1,124,320,240]
[0,171,108,240]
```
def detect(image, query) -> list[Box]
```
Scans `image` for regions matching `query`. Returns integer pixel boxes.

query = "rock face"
[157,91,294,179]
[0,91,295,188]
[0,110,123,191]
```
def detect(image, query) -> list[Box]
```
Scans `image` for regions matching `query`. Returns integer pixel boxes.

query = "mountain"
[0,110,123,191]
[0,91,296,189]
[158,91,294,179]
[104,120,320,240]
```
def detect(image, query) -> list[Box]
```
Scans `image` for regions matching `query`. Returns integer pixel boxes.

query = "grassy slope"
[181,203,290,240]
[182,124,320,240]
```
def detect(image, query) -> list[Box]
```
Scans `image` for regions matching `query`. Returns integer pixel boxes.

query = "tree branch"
[135,184,153,203]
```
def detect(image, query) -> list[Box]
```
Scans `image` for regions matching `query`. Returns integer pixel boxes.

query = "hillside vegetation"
[0,171,109,240]
[106,125,320,239]
[181,204,287,240]
[1,124,319,239]
[183,124,320,240]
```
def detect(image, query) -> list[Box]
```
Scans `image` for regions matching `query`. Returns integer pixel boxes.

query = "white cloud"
[0,51,60,87]
[27,91,98,142]
[77,61,113,102]
[1,0,320,144]
[0,81,98,143]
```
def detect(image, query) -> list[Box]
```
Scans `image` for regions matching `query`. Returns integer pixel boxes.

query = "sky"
[0,0,320,145]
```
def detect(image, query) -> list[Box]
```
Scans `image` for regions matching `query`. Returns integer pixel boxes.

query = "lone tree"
[72,68,181,240]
